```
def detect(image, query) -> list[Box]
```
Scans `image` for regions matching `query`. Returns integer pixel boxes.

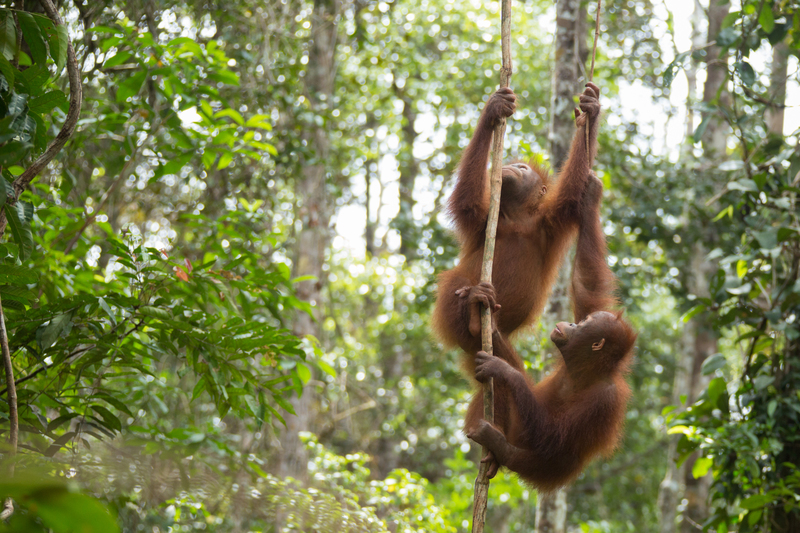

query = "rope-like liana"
[471,1,512,531]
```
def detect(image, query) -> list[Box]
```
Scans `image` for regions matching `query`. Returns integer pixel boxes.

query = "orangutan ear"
[591,339,605,351]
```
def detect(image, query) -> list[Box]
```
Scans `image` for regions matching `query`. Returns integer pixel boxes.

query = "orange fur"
[433,85,637,491]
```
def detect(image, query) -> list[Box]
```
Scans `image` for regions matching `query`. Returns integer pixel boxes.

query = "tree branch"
[0,0,83,236]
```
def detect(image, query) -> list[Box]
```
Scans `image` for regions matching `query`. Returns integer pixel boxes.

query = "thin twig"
[471,1,512,532]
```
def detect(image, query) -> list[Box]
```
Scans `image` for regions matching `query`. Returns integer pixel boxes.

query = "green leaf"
[753,228,778,249]
[716,26,739,47]
[18,13,48,66]
[162,152,193,175]
[0,54,14,86]
[740,493,770,510]
[31,487,120,532]
[693,114,711,144]
[707,377,727,406]
[662,51,690,88]
[3,203,32,261]
[680,304,706,323]
[768,399,778,418]
[32,15,63,71]
[296,362,311,384]
[214,108,245,126]
[759,6,775,34]
[245,114,273,130]
[39,313,72,350]
[103,50,133,69]
[0,14,17,60]
[726,282,751,295]
[208,69,239,86]
[753,374,773,390]
[692,456,713,479]
[97,297,116,325]
[90,405,122,431]
[116,70,146,102]
[728,178,758,192]
[29,90,68,114]
[139,306,170,319]
[735,61,756,86]
[736,259,748,278]
[217,151,233,170]
[701,353,727,375]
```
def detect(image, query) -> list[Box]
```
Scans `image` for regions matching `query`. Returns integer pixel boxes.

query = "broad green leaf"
[103,50,133,69]
[0,14,16,60]
[18,13,47,66]
[3,203,32,261]
[28,90,68,114]
[296,362,311,384]
[726,283,751,295]
[214,108,245,126]
[97,296,116,325]
[0,54,14,86]
[32,14,65,71]
[662,50,690,87]
[33,488,120,532]
[740,494,770,510]
[707,377,727,406]
[736,259,748,278]
[245,114,273,129]
[693,114,710,143]
[39,312,72,350]
[90,405,122,431]
[759,5,775,33]
[217,151,233,169]
[735,61,755,86]
[139,306,170,319]
[768,399,778,418]
[753,374,773,390]
[701,353,727,375]
[692,456,713,479]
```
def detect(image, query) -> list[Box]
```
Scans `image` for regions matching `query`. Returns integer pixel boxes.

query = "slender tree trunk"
[658,4,705,529]
[393,82,419,261]
[679,247,716,533]
[765,41,789,135]
[681,0,703,159]
[535,1,585,531]
[278,0,339,480]
[699,0,730,157]
[664,4,730,531]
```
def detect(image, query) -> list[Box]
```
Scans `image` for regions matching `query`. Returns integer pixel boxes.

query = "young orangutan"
[466,174,637,491]
[432,82,603,449]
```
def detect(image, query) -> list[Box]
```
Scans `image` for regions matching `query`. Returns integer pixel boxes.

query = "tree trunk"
[765,41,789,135]
[669,4,730,529]
[549,0,584,171]
[699,0,730,157]
[535,1,585,531]
[679,246,716,533]
[393,82,419,261]
[535,491,567,533]
[278,0,339,480]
